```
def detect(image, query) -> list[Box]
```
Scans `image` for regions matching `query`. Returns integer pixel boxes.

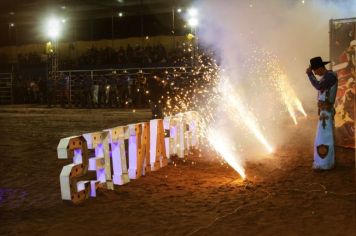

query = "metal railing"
[0,73,13,104]
[54,66,193,106]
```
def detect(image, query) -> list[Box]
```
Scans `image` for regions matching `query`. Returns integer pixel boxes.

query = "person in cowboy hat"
[306,57,338,170]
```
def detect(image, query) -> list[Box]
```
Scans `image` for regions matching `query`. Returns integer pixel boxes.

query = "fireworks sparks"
[266,54,308,125]
[295,98,308,117]
[218,78,274,153]
[151,43,305,178]
[273,73,308,125]
[207,128,246,179]
[276,73,301,125]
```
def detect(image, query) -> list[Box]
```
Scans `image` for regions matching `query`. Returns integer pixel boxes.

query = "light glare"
[188,8,198,16]
[188,18,198,27]
[46,17,62,40]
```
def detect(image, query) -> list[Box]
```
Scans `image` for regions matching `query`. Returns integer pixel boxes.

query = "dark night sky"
[0,0,192,46]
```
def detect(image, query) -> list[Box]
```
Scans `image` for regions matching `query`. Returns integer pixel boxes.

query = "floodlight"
[188,18,198,27]
[45,17,62,40]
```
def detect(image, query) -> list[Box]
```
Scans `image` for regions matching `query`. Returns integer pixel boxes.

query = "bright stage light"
[118,12,123,17]
[188,17,198,27]
[188,8,198,17]
[45,17,62,40]
[177,8,182,13]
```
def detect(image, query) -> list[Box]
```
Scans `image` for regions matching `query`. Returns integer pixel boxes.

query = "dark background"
[0,0,192,46]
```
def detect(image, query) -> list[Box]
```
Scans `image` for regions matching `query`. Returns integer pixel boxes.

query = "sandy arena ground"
[0,106,355,236]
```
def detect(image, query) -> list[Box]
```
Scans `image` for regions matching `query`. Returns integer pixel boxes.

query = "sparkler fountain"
[163,47,307,179]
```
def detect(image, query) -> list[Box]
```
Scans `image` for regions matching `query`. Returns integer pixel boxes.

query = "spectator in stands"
[135,74,147,107]
[14,76,26,104]
[117,75,126,107]
[127,76,135,106]
[118,46,126,64]
[30,79,39,103]
[59,74,70,108]
[38,76,47,105]
[108,76,118,108]
[82,74,93,108]
[34,80,40,104]
[46,76,55,108]
[147,75,166,118]
[74,75,83,108]
[25,79,31,103]
[98,76,107,108]
[126,44,134,63]
[93,80,99,108]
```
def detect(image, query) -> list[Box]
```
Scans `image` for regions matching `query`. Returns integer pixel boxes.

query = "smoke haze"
[195,0,355,162]
[197,0,355,105]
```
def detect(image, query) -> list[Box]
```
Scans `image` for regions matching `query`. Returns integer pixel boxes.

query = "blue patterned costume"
[307,71,338,170]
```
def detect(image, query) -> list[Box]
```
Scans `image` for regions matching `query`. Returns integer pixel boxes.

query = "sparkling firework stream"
[161,46,306,179]
[267,57,308,125]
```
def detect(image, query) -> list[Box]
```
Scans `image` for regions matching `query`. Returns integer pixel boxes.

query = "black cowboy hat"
[310,56,330,70]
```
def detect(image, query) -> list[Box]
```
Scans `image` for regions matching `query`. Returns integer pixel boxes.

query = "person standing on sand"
[306,57,338,170]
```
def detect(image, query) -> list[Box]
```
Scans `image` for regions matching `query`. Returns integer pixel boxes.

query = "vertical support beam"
[163,116,173,158]
[128,123,142,179]
[176,114,187,158]
[150,119,168,171]
[184,111,200,151]
[141,121,151,175]
[105,126,130,185]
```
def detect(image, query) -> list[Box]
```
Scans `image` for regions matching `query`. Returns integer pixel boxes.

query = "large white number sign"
[58,112,200,203]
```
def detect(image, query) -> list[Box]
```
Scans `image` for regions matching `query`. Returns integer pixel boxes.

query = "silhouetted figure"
[108,77,118,108]
[59,74,70,108]
[74,76,83,108]
[46,77,55,108]
[38,77,47,105]
[82,75,93,108]
[147,76,166,119]
[98,77,106,108]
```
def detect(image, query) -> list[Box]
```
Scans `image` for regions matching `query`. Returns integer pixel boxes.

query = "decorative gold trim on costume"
[319,113,329,129]
[318,101,332,115]
[317,145,329,159]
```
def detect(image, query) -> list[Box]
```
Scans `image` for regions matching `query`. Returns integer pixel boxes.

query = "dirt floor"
[0,105,355,236]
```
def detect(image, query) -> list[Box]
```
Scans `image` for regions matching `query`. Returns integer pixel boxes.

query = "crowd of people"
[73,43,190,68]
[11,42,192,69]
[5,40,211,118]
[12,70,193,118]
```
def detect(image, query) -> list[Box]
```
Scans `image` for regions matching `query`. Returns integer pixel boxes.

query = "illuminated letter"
[58,136,91,204]
[105,126,130,185]
[150,119,168,171]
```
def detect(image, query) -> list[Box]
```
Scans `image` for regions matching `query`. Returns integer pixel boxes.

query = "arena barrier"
[58,111,200,204]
